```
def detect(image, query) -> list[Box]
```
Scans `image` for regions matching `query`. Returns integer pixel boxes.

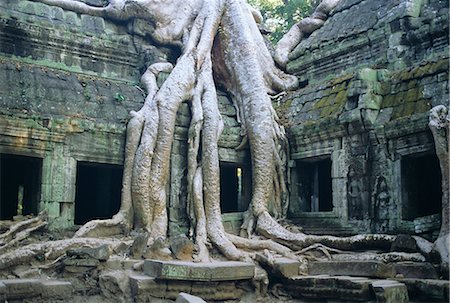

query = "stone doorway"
[74,162,123,225]
[401,153,442,220]
[296,158,333,212]
[0,154,42,220]
[220,163,251,213]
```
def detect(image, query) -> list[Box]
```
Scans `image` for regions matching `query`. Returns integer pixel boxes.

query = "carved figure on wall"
[372,177,391,233]
[347,166,363,219]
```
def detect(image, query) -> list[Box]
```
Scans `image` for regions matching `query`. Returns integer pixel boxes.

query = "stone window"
[401,153,442,220]
[296,158,333,212]
[74,162,123,225]
[220,162,251,213]
[0,154,42,220]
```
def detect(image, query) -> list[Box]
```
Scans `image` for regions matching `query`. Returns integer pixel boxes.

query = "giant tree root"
[22,0,446,278]
[0,238,124,270]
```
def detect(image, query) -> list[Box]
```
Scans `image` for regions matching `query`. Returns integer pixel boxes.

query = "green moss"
[334,90,347,106]
[415,99,432,114]
[382,94,397,108]
[396,59,449,81]
[404,87,422,102]
[330,74,353,86]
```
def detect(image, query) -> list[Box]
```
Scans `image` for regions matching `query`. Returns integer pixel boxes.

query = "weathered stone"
[170,234,194,261]
[129,273,167,299]
[176,292,207,303]
[308,261,394,278]
[130,233,149,259]
[99,271,131,300]
[2,279,42,300]
[393,262,438,279]
[256,254,300,278]
[397,278,449,301]
[371,280,409,303]
[391,234,417,253]
[283,275,373,301]
[143,260,255,281]
[41,280,73,299]
[67,244,111,261]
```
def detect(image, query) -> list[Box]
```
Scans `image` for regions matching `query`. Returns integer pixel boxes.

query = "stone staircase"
[261,257,449,302]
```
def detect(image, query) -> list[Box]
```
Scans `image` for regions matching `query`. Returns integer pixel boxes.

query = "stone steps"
[0,278,73,301]
[308,260,439,279]
[283,275,449,302]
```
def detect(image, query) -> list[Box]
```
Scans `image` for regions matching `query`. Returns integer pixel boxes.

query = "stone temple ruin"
[0,0,448,302]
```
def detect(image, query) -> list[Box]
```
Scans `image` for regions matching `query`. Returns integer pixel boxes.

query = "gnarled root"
[0,212,48,254]
[275,0,340,68]
[0,238,123,270]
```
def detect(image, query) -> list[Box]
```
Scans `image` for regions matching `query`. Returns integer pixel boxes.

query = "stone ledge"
[371,280,409,303]
[308,260,394,278]
[284,275,373,301]
[143,259,255,281]
[0,279,73,300]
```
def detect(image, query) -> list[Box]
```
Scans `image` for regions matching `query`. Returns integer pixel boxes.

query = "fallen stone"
[170,235,195,261]
[0,279,73,300]
[143,260,254,281]
[67,244,111,261]
[41,280,73,299]
[130,233,149,259]
[176,292,207,303]
[391,234,417,253]
[129,273,167,299]
[2,279,42,300]
[371,280,409,303]
[308,260,394,278]
[255,254,299,278]
[99,271,131,300]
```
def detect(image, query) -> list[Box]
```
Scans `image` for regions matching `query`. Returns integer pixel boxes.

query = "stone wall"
[0,0,247,230]
[278,0,449,237]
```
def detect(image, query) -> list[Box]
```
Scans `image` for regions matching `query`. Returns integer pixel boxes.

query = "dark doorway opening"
[401,153,442,220]
[0,154,42,220]
[220,163,251,213]
[75,162,123,225]
[296,158,333,212]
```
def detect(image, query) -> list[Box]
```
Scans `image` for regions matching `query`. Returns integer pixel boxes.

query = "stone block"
[284,275,374,301]
[99,271,131,299]
[0,281,6,300]
[393,262,438,279]
[256,254,300,278]
[308,261,394,278]
[67,244,111,261]
[143,260,254,281]
[2,279,42,300]
[371,280,409,303]
[41,280,73,299]
[176,292,207,303]
[398,278,449,301]
[129,273,167,298]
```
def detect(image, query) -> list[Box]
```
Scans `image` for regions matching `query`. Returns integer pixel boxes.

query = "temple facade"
[0,0,448,244]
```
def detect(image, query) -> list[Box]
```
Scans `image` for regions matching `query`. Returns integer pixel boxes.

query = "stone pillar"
[40,145,77,229]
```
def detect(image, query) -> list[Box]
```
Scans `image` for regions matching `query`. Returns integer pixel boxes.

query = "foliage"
[248,0,318,43]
